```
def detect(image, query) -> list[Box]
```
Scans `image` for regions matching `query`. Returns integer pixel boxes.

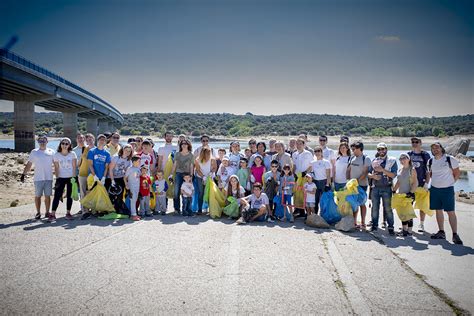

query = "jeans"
[313,179,327,214]
[173,172,185,211]
[334,182,346,191]
[52,177,72,211]
[139,195,150,216]
[371,186,394,229]
[195,176,205,211]
[182,196,192,216]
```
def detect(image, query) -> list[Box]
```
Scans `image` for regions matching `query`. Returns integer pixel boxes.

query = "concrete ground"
[0,199,471,315]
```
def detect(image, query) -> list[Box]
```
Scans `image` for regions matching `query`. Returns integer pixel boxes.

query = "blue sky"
[1,0,472,117]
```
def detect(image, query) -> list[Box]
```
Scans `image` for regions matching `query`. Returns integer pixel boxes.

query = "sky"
[0,0,473,118]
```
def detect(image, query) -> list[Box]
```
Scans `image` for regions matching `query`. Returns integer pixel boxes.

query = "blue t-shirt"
[408,150,431,186]
[87,147,111,178]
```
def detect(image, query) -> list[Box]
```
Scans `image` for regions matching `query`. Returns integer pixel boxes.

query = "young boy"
[139,165,153,217]
[236,157,251,195]
[181,173,194,216]
[216,148,226,171]
[303,173,317,217]
[236,182,270,225]
[125,156,141,221]
[154,170,169,215]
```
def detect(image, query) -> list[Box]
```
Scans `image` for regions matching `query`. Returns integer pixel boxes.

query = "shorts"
[430,186,455,212]
[255,213,267,222]
[34,180,53,197]
[306,202,316,208]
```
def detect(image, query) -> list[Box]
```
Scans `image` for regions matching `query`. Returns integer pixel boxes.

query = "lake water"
[1,139,473,192]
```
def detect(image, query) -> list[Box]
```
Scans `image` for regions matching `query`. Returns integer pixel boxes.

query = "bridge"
[0,49,124,151]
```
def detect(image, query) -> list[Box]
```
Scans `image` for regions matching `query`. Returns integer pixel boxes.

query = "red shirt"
[139,175,152,196]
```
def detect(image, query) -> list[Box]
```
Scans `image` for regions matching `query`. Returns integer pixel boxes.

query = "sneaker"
[34,213,41,220]
[267,217,274,223]
[369,226,378,232]
[236,217,246,225]
[289,215,294,223]
[131,215,141,221]
[453,233,463,245]
[388,228,395,236]
[418,224,424,233]
[160,211,166,215]
[382,222,387,228]
[47,213,56,223]
[76,210,83,215]
[65,213,74,220]
[145,212,153,217]
[431,230,446,239]
[45,211,51,218]
[397,230,408,237]
[81,212,92,220]
[152,211,159,216]
[197,210,203,215]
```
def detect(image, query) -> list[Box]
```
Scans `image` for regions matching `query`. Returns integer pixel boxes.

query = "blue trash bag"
[192,176,199,212]
[346,186,368,212]
[320,191,342,225]
[273,195,284,219]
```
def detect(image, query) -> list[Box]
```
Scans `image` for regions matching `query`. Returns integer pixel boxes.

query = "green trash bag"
[71,177,79,201]
[223,196,240,218]
[98,212,130,220]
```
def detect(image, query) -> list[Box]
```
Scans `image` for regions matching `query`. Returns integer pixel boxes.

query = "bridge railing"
[0,49,123,121]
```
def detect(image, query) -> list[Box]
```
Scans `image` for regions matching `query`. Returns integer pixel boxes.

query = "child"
[216,148,226,171]
[124,156,141,221]
[216,156,232,189]
[236,157,251,195]
[139,165,153,217]
[250,155,265,188]
[236,182,270,224]
[281,164,295,222]
[154,170,168,215]
[303,173,317,218]
[180,173,194,216]
[263,160,281,221]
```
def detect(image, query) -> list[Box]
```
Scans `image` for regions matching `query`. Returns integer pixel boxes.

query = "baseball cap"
[97,134,106,140]
[222,155,230,161]
[377,142,387,149]
[399,153,410,160]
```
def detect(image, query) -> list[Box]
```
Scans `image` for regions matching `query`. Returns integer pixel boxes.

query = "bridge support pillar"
[14,101,35,152]
[86,118,98,136]
[98,120,109,134]
[63,112,78,146]
[108,123,116,133]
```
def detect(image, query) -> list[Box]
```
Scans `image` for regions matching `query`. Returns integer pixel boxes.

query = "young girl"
[107,144,133,198]
[334,142,351,191]
[216,156,232,189]
[50,137,77,222]
[250,155,265,188]
[280,164,295,223]
[393,153,418,236]
[224,175,246,219]
[125,156,141,221]
[194,147,217,214]
[236,158,251,195]
[303,173,317,217]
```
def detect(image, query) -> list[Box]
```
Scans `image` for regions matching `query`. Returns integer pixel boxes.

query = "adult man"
[77,134,95,214]
[292,138,313,217]
[266,139,277,156]
[20,135,55,220]
[106,132,122,156]
[298,133,314,155]
[407,137,431,232]
[73,133,85,176]
[319,135,336,177]
[82,134,111,219]
[346,141,371,228]
[157,131,177,172]
[368,142,397,234]
[272,141,293,171]
[286,138,297,155]
[429,142,462,244]
[194,134,217,158]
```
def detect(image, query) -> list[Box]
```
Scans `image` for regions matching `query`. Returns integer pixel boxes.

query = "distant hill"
[1,112,473,137]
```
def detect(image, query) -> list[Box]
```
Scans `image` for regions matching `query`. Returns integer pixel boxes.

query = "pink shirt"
[251,165,265,184]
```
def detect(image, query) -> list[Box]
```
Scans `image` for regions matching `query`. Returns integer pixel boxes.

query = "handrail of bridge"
[0,49,123,121]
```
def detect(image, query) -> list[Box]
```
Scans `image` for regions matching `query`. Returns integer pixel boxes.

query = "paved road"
[0,200,470,314]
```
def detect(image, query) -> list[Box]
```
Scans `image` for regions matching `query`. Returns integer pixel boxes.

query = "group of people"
[20,131,463,245]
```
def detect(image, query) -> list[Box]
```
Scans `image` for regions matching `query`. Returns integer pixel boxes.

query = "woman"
[250,142,269,170]
[194,146,217,214]
[107,144,133,197]
[228,141,243,176]
[50,137,77,222]
[170,139,194,213]
[393,153,418,236]
[334,142,351,191]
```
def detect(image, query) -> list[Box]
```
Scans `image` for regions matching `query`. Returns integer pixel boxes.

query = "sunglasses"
[271,165,278,168]
[319,139,327,142]
[411,141,420,144]
[112,136,120,140]
[315,150,322,153]
[377,148,386,151]
[61,142,70,145]
[38,139,47,143]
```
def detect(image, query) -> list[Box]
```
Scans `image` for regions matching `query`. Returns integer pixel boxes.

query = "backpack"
[427,156,452,172]
[348,154,367,166]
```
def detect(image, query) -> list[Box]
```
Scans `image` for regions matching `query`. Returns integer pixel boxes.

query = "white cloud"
[375,35,401,42]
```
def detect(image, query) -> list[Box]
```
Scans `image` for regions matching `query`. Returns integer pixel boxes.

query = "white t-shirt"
[194,146,218,159]
[181,182,194,197]
[430,155,459,188]
[246,193,269,209]
[322,147,335,176]
[110,155,132,178]
[53,152,77,178]
[335,156,350,184]
[292,150,313,173]
[157,143,177,171]
[304,182,316,203]
[310,159,331,180]
[28,148,55,181]
[125,166,141,189]
[73,146,84,166]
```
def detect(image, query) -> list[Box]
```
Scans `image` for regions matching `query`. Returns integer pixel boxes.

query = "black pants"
[105,177,126,197]
[52,177,72,211]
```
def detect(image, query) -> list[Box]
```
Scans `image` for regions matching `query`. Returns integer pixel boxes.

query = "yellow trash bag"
[150,191,156,210]
[345,178,359,195]
[208,180,226,219]
[391,193,417,221]
[87,174,95,190]
[293,173,306,209]
[80,181,115,213]
[164,154,175,199]
[334,190,353,217]
[414,188,434,216]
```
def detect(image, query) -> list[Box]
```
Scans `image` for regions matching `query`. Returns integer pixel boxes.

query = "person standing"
[50,137,77,222]
[157,131,177,172]
[334,142,351,191]
[77,134,95,214]
[407,137,431,232]
[20,135,55,220]
[107,144,133,197]
[310,146,331,214]
[272,141,293,171]
[228,141,243,176]
[346,141,371,228]
[286,138,297,155]
[194,134,217,158]
[106,132,122,156]
[428,142,462,244]
[248,138,258,155]
[170,139,194,213]
[292,138,313,217]
[319,135,336,179]
[72,133,85,176]
[368,143,397,234]
[194,147,217,214]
